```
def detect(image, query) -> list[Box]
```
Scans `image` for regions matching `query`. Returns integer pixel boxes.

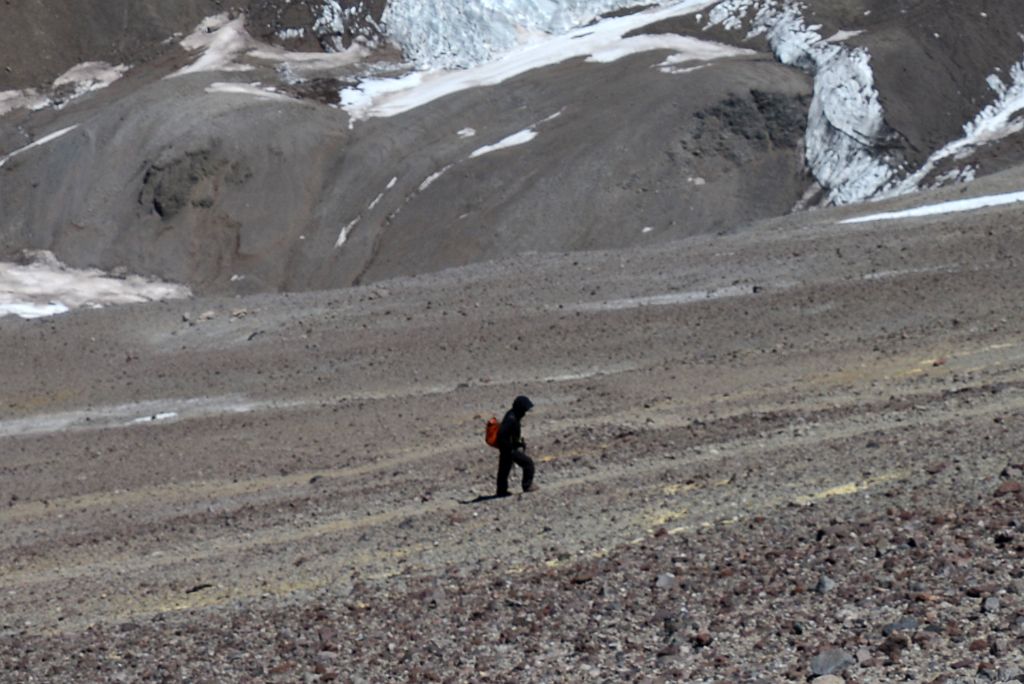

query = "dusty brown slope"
[1,173,1023,681]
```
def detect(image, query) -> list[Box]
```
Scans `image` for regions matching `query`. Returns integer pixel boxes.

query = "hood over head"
[512,395,534,417]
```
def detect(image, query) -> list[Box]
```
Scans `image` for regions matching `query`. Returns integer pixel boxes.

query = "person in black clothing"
[496,395,536,496]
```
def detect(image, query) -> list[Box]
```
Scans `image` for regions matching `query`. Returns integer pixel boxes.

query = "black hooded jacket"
[497,396,533,453]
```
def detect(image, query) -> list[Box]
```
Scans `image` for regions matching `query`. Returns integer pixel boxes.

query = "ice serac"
[315,0,382,51]
[380,0,664,69]
[708,0,896,205]
[339,1,738,122]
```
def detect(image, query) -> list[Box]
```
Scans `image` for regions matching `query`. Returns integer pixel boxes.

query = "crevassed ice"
[707,0,896,205]
[378,0,656,69]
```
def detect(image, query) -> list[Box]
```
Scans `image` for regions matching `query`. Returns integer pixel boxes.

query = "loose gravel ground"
[3,183,1024,682]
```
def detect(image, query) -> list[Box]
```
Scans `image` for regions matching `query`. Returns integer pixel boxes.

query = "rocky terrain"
[3,169,1024,680]
[3,0,1024,681]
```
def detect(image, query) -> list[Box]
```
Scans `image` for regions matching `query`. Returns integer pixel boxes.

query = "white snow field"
[338,1,750,122]
[0,252,190,319]
[840,190,1024,224]
[0,61,128,118]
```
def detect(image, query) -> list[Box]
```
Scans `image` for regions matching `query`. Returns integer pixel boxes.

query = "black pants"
[497,448,534,495]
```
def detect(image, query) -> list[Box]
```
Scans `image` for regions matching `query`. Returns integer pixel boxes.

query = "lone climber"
[496,395,536,496]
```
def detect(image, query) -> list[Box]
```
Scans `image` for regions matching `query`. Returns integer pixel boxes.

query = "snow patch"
[335,216,360,248]
[129,412,179,425]
[172,15,256,76]
[53,62,130,101]
[0,251,190,319]
[0,395,264,439]
[247,42,367,73]
[824,30,864,43]
[204,82,293,100]
[861,266,955,281]
[840,190,1024,224]
[419,165,452,191]
[457,128,477,138]
[885,56,1024,196]
[586,32,750,64]
[470,128,538,158]
[0,89,52,118]
[1,61,128,118]
[572,284,755,312]
[0,125,79,169]
[657,54,709,75]
[335,177,398,248]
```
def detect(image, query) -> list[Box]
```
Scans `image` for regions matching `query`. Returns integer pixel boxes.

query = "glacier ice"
[707,0,896,205]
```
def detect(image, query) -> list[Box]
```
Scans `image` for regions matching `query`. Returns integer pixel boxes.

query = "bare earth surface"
[2,173,1024,681]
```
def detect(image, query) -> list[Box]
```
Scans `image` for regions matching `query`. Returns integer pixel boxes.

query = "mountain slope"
[2,0,1024,297]
[2,174,1024,679]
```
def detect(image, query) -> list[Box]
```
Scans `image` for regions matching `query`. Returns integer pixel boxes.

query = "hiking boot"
[495,490,511,498]
[523,484,539,493]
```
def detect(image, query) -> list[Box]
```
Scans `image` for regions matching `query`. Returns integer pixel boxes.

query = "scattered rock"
[998,664,1022,682]
[882,616,919,636]
[1001,464,1024,480]
[690,631,713,648]
[815,575,837,594]
[991,637,1011,657]
[982,596,1001,613]
[655,573,677,590]
[994,481,1022,497]
[880,633,911,658]
[810,649,855,676]
[968,638,989,652]
[656,642,680,658]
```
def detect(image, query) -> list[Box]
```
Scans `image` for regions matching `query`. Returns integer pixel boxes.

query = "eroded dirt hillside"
[3,1,1024,297]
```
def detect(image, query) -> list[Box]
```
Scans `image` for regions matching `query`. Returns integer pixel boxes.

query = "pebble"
[655,573,677,590]
[882,616,919,636]
[815,575,837,594]
[982,596,1001,613]
[998,665,1022,682]
[880,633,911,657]
[690,631,713,648]
[994,481,1022,497]
[810,649,855,676]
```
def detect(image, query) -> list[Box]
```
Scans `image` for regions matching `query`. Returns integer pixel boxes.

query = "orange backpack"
[485,416,500,448]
